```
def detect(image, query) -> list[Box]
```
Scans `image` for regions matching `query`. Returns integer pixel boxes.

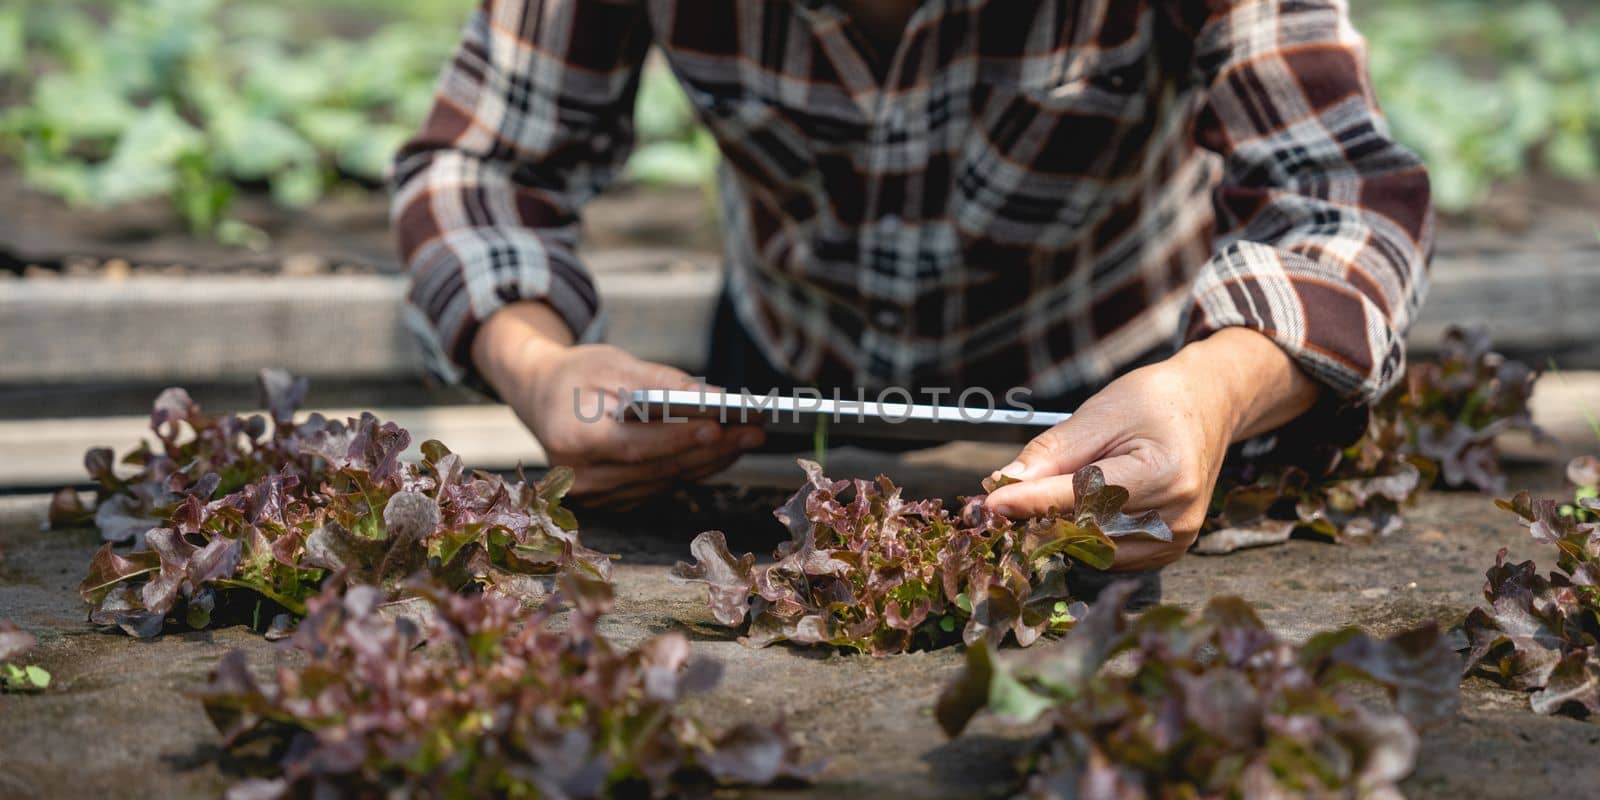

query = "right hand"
[474,303,765,507]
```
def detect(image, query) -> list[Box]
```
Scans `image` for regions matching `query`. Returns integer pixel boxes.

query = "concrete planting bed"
[3,446,1597,799]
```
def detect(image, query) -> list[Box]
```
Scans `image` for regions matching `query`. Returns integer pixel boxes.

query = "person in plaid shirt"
[393,0,1431,570]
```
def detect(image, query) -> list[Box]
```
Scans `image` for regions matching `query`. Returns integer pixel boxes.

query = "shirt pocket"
[953,50,1152,246]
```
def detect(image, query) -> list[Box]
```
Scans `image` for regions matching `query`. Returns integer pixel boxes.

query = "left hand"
[984,328,1321,571]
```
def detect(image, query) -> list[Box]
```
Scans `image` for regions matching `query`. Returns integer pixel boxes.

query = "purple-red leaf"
[1463,479,1600,719]
[671,532,756,627]
[941,589,1458,797]
[678,460,1145,654]
[257,368,308,427]
[196,579,814,797]
[72,374,615,637]
[1199,327,1536,552]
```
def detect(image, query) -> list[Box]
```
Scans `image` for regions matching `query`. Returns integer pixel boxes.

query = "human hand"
[474,303,765,507]
[984,328,1320,570]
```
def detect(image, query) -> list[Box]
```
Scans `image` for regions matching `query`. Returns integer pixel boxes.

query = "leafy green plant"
[6,0,1591,231]
[0,620,51,692]
[1391,327,1541,493]
[2,0,714,240]
[198,576,816,798]
[2,1,344,235]
[1361,0,1600,211]
[67,370,611,639]
[672,460,1170,655]
[1462,469,1600,718]
[1198,411,1436,555]
[938,582,1460,798]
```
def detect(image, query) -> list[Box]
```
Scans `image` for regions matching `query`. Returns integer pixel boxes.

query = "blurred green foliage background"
[1,0,1595,241]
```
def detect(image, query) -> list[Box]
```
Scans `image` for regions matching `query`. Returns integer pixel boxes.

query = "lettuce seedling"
[1199,413,1437,553]
[1391,326,1540,493]
[938,583,1460,798]
[1462,470,1600,717]
[1200,326,1534,553]
[52,369,319,544]
[197,576,816,799]
[0,620,51,692]
[672,460,1170,655]
[75,372,611,638]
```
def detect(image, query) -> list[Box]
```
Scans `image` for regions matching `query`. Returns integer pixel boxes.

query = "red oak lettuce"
[197,576,816,798]
[1394,327,1540,493]
[938,583,1460,798]
[1199,326,1535,554]
[1462,461,1600,718]
[672,460,1170,655]
[74,373,611,638]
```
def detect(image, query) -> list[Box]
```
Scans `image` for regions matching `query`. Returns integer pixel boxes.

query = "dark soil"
[2,448,1597,799]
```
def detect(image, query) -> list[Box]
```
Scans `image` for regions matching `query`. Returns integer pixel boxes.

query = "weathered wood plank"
[0,405,547,488]
[0,270,720,383]
[1411,244,1600,365]
[2,245,1596,387]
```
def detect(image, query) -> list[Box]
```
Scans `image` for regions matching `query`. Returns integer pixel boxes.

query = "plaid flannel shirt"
[393,0,1432,404]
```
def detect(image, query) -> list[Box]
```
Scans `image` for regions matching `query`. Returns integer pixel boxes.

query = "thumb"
[987,453,1149,520]
[995,418,1109,482]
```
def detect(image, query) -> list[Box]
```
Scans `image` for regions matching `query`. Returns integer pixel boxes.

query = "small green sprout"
[1,662,51,692]
[813,414,829,467]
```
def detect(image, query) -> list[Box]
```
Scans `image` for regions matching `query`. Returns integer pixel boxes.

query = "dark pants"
[701,289,1164,608]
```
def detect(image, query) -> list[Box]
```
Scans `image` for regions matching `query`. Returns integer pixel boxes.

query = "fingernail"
[999,460,1027,479]
[739,430,764,448]
[992,504,1015,518]
[696,425,721,445]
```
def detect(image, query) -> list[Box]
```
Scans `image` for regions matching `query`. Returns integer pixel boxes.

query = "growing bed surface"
[2,447,1597,800]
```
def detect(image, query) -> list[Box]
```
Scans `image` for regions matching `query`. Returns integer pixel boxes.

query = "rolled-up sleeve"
[391,0,651,386]
[1180,0,1433,405]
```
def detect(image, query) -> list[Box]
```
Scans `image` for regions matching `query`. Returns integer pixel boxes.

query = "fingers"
[569,448,720,495]
[596,417,727,464]
[574,352,698,414]
[565,379,764,464]
[986,453,1149,518]
[994,416,1114,483]
[527,347,760,510]
[985,474,1075,520]
[986,448,1201,571]
[566,386,725,463]
[568,449,743,510]
[566,424,764,499]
